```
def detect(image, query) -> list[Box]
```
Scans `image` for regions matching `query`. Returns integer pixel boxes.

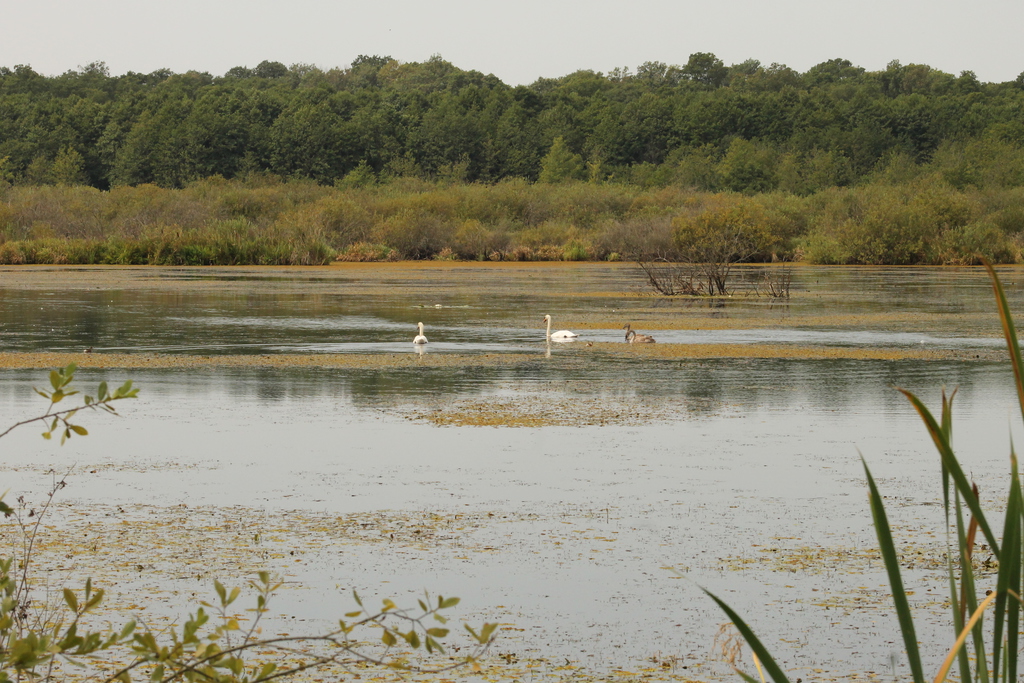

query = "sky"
[3,0,1023,85]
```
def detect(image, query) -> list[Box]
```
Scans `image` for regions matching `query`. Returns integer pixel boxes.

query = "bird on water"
[543,315,578,342]
[623,323,655,343]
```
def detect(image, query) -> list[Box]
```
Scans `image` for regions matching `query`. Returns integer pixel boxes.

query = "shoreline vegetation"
[1,178,1022,267]
[1,55,1023,266]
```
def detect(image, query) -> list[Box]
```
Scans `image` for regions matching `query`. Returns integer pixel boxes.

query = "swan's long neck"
[545,317,551,338]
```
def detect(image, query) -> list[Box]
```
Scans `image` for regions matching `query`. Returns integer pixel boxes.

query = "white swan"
[413,322,428,345]
[543,314,579,342]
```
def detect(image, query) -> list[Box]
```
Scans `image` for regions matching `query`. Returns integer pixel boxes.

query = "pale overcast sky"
[3,0,1023,84]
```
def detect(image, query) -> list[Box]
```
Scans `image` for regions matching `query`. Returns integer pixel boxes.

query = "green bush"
[934,221,1015,264]
[802,181,983,264]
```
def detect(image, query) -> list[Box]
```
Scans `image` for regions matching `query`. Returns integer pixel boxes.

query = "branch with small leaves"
[0,363,138,443]
[0,363,139,682]
[103,578,497,683]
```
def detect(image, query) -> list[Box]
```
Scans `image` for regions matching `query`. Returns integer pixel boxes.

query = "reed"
[706,261,1024,683]
[0,225,336,266]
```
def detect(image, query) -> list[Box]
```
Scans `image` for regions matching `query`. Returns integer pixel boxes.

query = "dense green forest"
[1,54,1023,266]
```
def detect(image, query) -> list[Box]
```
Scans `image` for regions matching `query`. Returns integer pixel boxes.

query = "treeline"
[1,54,1023,191]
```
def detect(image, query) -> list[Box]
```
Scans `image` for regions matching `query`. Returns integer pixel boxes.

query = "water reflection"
[0,356,999,415]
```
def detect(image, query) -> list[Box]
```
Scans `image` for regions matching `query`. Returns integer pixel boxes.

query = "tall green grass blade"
[957,494,987,683]
[899,387,999,554]
[700,589,792,683]
[939,390,953,521]
[939,390,956,520]
[933,389,979,683]
[862,458,925,683]
[940,388,954,441]
[935,591,999,683]
[1004,450,1021,683]
[984,261,1024,425]
[989,450,1022,683]
[948,496,969,683]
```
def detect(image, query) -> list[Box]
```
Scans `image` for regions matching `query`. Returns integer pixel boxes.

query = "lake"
[0,262,1021,681]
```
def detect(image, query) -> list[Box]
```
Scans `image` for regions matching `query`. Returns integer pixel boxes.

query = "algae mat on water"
[3,496,968,683]
[0,344,993,371]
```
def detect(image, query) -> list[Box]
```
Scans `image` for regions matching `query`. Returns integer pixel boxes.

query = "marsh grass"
[0,221,336,265]
[705,261,1024,683]
[2,177,1022,265]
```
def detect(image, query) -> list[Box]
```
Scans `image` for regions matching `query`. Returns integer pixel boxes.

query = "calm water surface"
[1,264,1023,679]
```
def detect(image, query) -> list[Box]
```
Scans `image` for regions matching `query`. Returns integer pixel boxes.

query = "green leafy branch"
[0,363,138,444]
[104,581,497,683]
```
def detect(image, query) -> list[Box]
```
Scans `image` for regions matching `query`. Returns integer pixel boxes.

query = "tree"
[717,138,776,193]
[224,66,254,79]
[635,61,684,87]
[488,101,543,179]
[253,60,288,79]
[682,52,728,88]
[538,136,584,182]
[51,145,87,185]
[269,100,352,182]
[0,155,14,185]
[728,59,761,81]
[352,54,394,70]
[23,154,52,185]
[803,58,864,87]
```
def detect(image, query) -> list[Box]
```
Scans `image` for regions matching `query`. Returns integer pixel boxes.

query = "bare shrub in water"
[752,264,793,298]
[644,199,777,296]
[635,257,704,296]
